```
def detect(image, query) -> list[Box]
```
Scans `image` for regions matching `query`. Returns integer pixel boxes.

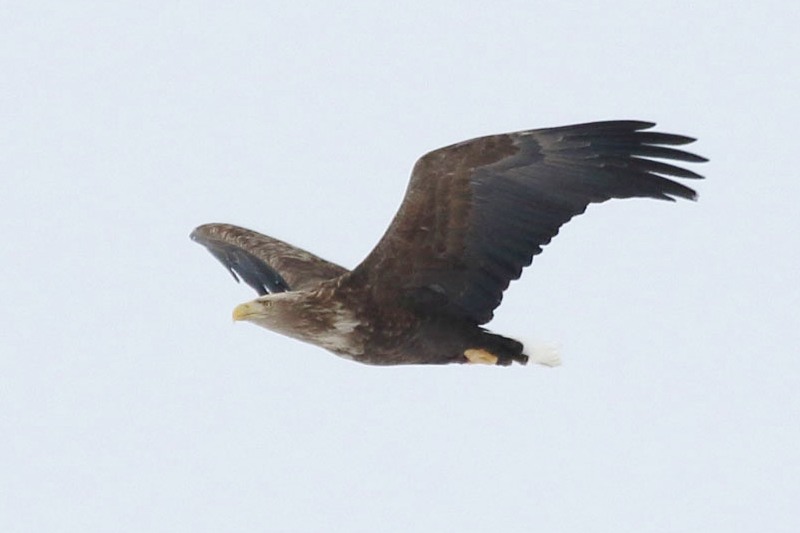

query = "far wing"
[350,121,706,324]
[191,223,348,294]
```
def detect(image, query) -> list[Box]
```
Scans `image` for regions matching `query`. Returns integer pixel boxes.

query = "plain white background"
[2,1,798,531]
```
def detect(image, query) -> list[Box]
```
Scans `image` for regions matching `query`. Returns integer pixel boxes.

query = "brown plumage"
[191,120,705,366]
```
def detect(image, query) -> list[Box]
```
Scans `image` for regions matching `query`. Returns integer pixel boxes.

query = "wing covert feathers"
[191,223,348,294]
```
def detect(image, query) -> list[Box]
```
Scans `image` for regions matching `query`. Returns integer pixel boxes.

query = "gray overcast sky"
[2,1,798,532]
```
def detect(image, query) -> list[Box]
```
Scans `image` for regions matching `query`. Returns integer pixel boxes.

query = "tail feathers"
[524,341,562,367]
[475,332,561,367]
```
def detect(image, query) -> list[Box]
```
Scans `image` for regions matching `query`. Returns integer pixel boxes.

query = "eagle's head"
[231,291,363,357]
[232,292,304,333]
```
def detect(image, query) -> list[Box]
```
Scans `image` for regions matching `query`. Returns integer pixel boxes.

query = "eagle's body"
[192,121,705,366]
[220,265,526,365]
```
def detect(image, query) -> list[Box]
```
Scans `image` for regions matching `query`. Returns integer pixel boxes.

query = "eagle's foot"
[464,348,499,365]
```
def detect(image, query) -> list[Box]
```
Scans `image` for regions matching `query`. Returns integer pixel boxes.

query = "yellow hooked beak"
[232,301,261,322]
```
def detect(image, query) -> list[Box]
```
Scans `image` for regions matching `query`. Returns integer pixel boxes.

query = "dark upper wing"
[350,120,706,324]
[191,223,348,294]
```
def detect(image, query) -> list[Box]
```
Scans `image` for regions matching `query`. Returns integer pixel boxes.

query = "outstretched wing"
[191,223,348,294]
[351,121,706,324]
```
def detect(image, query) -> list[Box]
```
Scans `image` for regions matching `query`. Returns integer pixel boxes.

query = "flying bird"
[191,121,705,366]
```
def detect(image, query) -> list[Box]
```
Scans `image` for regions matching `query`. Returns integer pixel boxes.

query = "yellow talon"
[464,348,499,365]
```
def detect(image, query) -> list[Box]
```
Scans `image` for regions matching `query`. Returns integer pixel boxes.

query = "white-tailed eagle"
[191,121,705,366]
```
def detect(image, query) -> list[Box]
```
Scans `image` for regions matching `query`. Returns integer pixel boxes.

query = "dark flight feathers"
[350,121,705,324]
[194,121,705,326]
